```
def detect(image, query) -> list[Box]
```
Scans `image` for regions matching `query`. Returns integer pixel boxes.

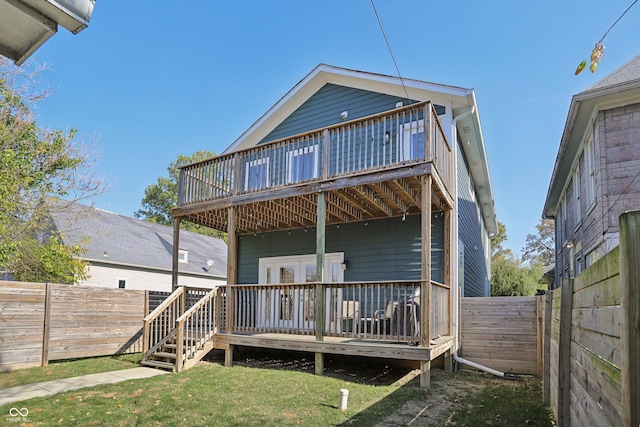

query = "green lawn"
[0,353,141,390]
[0,352,554,426]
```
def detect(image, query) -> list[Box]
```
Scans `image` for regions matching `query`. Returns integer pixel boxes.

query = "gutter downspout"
[451,106,510,379]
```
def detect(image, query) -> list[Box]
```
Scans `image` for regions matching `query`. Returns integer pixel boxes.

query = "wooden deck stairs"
[142,286,218,372]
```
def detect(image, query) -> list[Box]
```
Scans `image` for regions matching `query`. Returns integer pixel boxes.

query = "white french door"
[258,253,344,330]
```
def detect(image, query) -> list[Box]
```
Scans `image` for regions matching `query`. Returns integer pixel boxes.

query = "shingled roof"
[49,202,227,279]
[585,53,640,92]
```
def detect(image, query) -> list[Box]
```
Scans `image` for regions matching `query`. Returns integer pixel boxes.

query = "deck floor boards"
[213,333,453,362]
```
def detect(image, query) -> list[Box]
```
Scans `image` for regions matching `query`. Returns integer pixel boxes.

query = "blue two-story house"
[143,64,497,388]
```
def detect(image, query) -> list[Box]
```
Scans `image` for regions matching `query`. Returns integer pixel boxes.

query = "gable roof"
[50,202,227,278]
[222,64,497,233]
[543,54,640,218]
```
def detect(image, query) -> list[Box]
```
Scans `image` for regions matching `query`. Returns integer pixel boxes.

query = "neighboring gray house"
[543,53,640,287]
[51,202,227,291]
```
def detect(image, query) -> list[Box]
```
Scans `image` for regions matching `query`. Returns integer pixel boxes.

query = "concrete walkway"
[0,367,168,407]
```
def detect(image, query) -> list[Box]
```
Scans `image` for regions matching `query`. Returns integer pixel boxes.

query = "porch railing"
[142,286,218,367]
[178,102,452,207]
[175,288,218,371]
[221,280,450,344]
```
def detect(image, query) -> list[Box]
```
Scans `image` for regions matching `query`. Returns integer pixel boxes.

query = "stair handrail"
[175,287,218,371]
[143,286,186,363]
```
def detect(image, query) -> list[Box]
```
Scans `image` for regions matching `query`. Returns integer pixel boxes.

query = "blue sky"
[31,0,639,255]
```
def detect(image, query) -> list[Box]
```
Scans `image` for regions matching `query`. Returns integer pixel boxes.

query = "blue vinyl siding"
[237,214,444,284]
[457,138,490,297]
[260,84,444,144]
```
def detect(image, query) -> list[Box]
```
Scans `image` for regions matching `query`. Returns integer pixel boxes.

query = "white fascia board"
[223,64,473,154]
[456,90,497,234]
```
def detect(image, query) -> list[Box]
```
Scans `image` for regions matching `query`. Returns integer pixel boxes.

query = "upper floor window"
[573,164,581,227]
[245,158,270,191]
[585,130,596,209]
[401,119,425,161]
[287,145,318,183]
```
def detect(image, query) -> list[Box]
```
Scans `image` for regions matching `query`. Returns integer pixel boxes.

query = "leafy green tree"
[489,221,544,296]
[135,151,226,240]
[0,58,104,283]
[490,221,514,260]
[491,257,544,296]
[521,218,555,266]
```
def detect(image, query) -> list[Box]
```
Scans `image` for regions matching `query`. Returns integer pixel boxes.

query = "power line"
[599,0,638,43]
[370,0,411,103]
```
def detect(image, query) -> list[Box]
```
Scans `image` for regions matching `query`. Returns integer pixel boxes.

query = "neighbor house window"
[178,249,188,264]
[118,280,126,289]
[287,145,318,183]
[573,165,581,227]
[585,131,596,210]
[245,158,269,191]
[401,119,425,161]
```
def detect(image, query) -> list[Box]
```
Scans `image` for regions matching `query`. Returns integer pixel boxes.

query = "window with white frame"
[585,131,596,209]
[178,249,188,264]
[573,165,581,227]
[245,158,270,191]
[287,145,318,183]
[401,119,425,161]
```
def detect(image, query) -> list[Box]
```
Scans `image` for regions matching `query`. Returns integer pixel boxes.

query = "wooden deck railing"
[178,102,452,207]
[142,286,184,363]
[222,280,450,344]
[175,288,218,371]
[142,286,218,367]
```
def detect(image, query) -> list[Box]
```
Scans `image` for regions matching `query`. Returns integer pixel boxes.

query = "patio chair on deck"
[341,301,360,333]
[373,300,398,336]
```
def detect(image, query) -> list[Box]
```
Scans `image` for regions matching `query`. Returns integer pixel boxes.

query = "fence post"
[557,277,573,427]
[619,211,640,427]
[543,290,552,405]
[41,282,52,367]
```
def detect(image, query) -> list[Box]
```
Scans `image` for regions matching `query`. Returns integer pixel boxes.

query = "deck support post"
[420,175,432,388]
[420,361,431,388]
[172,217,181,291]
[225,344,234,368]
[315,192,326,376]
[226,206,237,348]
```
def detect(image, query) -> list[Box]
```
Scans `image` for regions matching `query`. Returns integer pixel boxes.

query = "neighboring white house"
[51,202,227,292]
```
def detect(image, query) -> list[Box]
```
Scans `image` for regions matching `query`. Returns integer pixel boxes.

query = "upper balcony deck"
[175,102,453,233]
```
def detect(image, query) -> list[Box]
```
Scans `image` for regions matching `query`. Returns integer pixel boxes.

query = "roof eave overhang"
[456,91,498,235]
[543,79,640,218]
[223,64,472,154]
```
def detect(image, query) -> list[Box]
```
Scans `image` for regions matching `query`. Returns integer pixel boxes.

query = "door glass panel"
[305,265,316,282]
[303,265,316,321]
[279,266,295,321]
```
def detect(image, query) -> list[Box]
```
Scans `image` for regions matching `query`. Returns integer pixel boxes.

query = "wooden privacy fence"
[0,281,147,372]
[542,210,640,427]
[460,296,541,375]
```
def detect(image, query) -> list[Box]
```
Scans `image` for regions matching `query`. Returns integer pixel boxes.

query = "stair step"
[152,351,177,359]
[163,343,177,350]
[141,359,175,371]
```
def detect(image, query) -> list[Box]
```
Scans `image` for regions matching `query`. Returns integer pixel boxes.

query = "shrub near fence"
[0,281,147,372]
